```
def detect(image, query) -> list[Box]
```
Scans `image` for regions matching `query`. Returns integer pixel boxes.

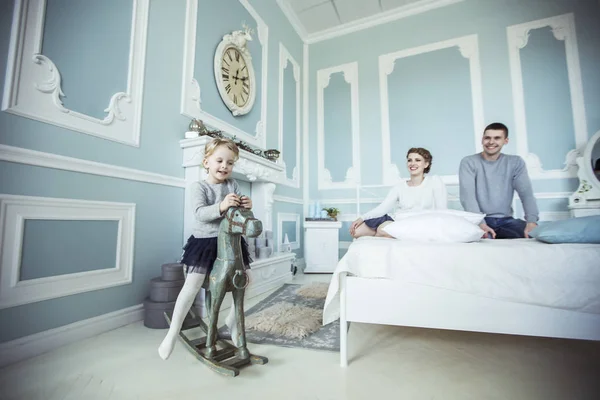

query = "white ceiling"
[281,0,440,35]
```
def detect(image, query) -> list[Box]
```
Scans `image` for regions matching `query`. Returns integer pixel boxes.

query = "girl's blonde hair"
[203,138,240,163]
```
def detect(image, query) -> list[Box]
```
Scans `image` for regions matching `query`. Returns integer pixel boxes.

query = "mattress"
[322,237,600,325]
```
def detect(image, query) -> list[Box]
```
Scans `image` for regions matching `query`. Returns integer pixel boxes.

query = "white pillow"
[393,209,486,225]
[383,213,484,243]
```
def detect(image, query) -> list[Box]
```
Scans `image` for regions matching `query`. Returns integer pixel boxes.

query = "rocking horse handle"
[232,270,250,290]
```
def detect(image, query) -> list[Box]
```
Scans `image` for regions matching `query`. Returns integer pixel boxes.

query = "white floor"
[1,272,600,400]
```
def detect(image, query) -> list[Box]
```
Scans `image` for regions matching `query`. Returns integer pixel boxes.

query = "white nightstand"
[303,220,342,273]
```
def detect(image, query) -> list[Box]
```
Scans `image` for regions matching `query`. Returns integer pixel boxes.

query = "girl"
[158,138,253,360]
[350,147,447,239]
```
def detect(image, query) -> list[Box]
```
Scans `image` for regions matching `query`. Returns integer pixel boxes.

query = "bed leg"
[340,273,348,367]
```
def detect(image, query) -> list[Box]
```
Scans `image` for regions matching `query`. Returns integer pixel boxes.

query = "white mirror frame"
[569,130,600,209]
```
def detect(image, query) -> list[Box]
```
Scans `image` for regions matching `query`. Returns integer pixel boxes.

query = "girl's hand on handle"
[240,195,252,209]
[349,218,364,236]
[220,193,240,213]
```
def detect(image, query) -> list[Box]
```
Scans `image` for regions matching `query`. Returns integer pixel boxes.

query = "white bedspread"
[323,237,600,325]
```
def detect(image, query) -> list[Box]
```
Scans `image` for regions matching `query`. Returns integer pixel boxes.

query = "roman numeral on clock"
[235,51,240,62]
[225,84,231,93]
[222,67,229,74]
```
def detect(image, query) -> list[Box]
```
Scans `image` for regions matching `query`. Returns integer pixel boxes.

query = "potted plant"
[323,207,340,221]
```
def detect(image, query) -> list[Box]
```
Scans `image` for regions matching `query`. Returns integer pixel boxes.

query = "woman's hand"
[240,195,252,209]
[349,218,364,236]
[220,193,240,213]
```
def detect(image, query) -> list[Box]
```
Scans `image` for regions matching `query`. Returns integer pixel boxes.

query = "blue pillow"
[529,215,600,244]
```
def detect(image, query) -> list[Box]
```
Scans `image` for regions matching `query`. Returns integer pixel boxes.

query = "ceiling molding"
[277,0,465,44]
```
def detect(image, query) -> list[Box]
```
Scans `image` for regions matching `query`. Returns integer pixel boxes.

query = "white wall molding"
[181,0,269,148]
[2,0,149,147]
[0,195,135,309]
[302,43,309,218]
[277,212,301,251]
[278,43,301,188]
[379,34,484,185]
[317,62,361,190]
[507,13,586,180]
[0,144,186,188]
[0,304,143,368]
[273,195,304,205]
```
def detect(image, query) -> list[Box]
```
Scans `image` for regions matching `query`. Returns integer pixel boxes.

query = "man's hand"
[349,218,364,236]
[524,222,537,238]
[220,193,240,213]
[240,195,252,209]
[479,222,496,239]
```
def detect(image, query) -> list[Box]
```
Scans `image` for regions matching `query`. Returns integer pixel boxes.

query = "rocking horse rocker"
[164,207,268,377]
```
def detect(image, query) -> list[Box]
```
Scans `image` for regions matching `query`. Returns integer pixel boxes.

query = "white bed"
[323,237,600,367]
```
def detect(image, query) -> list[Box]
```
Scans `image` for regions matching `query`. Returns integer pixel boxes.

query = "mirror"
[569,130,600,209]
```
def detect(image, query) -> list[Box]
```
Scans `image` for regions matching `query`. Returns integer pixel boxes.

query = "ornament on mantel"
[183,119,281,163]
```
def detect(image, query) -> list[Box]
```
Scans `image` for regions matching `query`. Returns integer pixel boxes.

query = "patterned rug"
[218,283,340,352]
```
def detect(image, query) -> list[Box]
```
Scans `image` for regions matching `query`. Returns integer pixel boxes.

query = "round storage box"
[161,263,185,281]
[143,298,176,329]
[149,277,185,303]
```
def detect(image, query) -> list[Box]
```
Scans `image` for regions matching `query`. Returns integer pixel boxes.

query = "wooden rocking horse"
[164,207,268,377]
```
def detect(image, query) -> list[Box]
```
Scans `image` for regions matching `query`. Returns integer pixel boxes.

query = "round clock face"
[219,46,251,109]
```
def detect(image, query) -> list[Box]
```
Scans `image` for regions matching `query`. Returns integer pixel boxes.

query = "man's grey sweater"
[190,179,241,238]
[459,153,539,223]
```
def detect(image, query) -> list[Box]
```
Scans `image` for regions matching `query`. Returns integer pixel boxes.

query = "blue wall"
[308,0,600,247]
[0,0,304,343]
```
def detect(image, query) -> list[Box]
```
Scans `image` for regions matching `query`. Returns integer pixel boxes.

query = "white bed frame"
[338,273,600,367]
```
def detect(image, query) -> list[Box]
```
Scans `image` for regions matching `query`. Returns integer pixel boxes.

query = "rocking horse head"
[221,206,262,238]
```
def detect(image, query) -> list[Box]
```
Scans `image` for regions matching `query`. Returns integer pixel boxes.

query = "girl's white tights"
[158,272,239,360]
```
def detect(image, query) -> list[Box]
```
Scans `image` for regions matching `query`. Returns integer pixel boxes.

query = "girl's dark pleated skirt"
[180,235,253,275]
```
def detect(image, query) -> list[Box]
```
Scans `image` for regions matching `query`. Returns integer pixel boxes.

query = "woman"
[350,147,447,239]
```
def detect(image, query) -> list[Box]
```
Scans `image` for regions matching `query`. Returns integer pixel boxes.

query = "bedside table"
[304,220,342,273]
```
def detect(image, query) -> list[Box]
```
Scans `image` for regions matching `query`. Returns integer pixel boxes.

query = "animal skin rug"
[244,302,323,339]
[295,282,330,299]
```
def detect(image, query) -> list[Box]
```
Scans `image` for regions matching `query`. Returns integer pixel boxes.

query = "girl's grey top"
[190,179,241,238]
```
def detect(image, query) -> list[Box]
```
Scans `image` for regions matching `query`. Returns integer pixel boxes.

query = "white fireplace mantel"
[181,136,285,183]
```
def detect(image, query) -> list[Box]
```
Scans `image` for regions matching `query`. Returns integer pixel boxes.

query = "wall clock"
[214,25,257,116]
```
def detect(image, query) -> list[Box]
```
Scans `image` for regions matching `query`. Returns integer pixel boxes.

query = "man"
[459,122,539,239]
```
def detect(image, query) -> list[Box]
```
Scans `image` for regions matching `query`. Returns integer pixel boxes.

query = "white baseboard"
[0,304,144,368]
